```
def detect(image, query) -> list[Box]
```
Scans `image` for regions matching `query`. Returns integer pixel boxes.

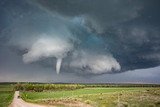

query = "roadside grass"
[0,84,14,107]
[0,91,14,107]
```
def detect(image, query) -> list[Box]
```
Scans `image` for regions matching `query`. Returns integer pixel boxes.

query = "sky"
[0,0,160,83]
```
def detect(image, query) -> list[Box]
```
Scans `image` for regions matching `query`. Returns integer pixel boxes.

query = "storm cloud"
[0,0,160,82]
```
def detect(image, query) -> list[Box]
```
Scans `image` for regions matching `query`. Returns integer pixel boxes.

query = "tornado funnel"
[56,58,62,74]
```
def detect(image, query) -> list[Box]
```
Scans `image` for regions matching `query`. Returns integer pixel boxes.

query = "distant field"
[21,87,142,100]
[0,83,160,107]
[77,88,160,107]
[0,84,14,107]
[21,87,160,107]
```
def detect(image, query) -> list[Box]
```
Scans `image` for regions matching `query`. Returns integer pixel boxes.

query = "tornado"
[56,58,62,74]
[22,37,73,74]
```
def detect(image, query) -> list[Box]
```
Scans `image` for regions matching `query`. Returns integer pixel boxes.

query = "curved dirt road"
[9,91,92,107]
[9,91,51,107]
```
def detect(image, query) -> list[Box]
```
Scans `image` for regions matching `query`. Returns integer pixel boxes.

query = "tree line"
[14,83,160,92]
[14,83,85,92]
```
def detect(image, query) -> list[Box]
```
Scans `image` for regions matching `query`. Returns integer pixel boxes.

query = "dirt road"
[9,91,92,107]
[9,91,50,107]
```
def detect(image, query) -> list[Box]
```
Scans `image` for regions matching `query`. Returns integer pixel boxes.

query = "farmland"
[0,84,14,107]
[0,83,160,107]
[21,88,160,107]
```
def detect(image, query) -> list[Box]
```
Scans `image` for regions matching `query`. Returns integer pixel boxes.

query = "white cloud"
[23,36,73,74]
[70,51,121,74]
[23,37,73,63]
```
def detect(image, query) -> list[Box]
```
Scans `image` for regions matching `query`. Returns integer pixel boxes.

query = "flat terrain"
[0,84,160,107]
[21,87,160,107]
[0,84,14,107]
[21,88,140,100]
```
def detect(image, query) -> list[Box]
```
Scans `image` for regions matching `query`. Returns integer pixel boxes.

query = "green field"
[0,83,160,107]
[0,84,14,107]
[21,88,142,100]
[21,87,160,107]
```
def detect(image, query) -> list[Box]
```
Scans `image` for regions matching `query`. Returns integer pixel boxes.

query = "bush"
[14,83,24,91]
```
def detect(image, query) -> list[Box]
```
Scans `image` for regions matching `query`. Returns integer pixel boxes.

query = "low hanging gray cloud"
[70,50,121,74]
[0,0,160,77]
[23,36,74,74]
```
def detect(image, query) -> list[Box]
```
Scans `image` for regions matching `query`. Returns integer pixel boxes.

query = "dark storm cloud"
[0,0,160,81]
[106,25,160,71]
[32,0,142,33]
[29,0,160,72]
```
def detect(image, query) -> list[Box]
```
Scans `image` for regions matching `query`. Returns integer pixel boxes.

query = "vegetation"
[21,87,140,101]
[77,88,160,107]
[20,87,160,107]
[21,85,160,107]
[0,83,160,107]
[0,84,14,91]
[15,83,160,107]
[14,83,85,92]
[0,84,14,107]
[14,83,160,92]
[85,83,160,88]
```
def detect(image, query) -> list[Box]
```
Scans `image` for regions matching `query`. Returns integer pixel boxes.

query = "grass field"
[21,87,160,107]
[78,88,160,107]
[0,83,160,107]
[0,84,14,107]
[21,88,142,100]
